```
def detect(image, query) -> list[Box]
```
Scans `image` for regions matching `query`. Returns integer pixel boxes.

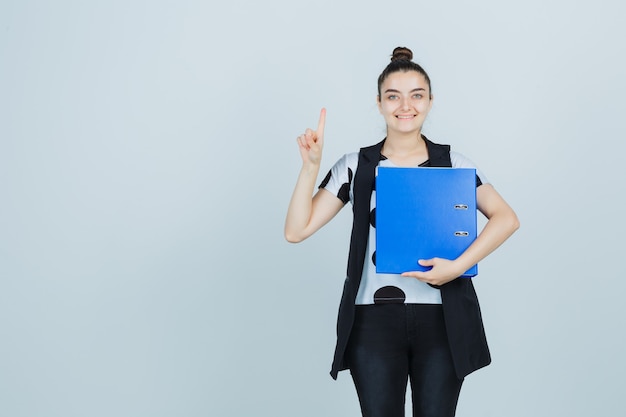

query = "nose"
[400,96,411,110]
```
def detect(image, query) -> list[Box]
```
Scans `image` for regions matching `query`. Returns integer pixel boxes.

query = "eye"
[387,94,398,100]
[412,94,423,99]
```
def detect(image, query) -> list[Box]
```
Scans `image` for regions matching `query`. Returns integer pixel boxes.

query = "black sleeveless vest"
[330,137,491,380]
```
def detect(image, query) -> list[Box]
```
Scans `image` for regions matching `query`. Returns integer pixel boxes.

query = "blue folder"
[375,167,478,277]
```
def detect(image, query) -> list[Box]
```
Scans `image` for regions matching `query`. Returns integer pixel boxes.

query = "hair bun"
[390,47,413,62]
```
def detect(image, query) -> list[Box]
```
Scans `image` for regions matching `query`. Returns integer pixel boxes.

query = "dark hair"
[377,47,432,98]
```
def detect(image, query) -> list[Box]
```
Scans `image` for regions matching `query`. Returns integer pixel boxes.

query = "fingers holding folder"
[401,258,464,286]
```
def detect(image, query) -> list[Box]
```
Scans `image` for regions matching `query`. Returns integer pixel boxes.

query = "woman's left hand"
[401,258,463,286]
[401,184,520,287]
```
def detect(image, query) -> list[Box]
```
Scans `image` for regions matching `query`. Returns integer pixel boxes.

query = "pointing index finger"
[317,107,326,137]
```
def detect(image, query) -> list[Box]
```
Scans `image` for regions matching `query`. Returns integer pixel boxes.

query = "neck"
[381,132,429,167]
[383,131,425,155]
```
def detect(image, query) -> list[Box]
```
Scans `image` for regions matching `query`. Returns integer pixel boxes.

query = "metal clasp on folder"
[454,231,469,237]
[454,204,468,210]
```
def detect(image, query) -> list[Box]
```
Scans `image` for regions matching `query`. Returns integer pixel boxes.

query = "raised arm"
[402,183,520,285]
[284,109,345,243]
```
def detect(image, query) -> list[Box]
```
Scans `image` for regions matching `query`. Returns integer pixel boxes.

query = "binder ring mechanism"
[454,204,469,210]
[454,231,470,237]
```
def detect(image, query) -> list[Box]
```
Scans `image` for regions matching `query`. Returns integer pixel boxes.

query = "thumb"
[418,258,435,267]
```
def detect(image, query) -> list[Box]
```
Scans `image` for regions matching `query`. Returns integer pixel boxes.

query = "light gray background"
[1,0,624,416]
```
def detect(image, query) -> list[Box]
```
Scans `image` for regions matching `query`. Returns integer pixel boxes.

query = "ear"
[428,94,434,111]
[376,95,382,113]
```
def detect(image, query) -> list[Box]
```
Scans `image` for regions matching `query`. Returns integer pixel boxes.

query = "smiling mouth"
[396,115,416,119]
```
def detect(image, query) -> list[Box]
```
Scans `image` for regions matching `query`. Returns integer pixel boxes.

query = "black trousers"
[346,304,463,417]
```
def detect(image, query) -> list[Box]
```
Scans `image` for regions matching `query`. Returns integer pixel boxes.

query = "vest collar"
[359,135,451,167]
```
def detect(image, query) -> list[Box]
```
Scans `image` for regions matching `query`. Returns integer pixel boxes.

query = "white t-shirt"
[320,150,489,305]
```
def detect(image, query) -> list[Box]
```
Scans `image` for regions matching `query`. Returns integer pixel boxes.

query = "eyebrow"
[383,88,427,94]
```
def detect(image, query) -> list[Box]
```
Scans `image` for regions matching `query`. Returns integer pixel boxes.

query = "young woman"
[285,47,519,417]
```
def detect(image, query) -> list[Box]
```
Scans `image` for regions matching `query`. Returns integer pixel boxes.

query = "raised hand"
[296,108,326,165]
[286,107,343,243]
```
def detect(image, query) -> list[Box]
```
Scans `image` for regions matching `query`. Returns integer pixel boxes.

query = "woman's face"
[377,70,433,136]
